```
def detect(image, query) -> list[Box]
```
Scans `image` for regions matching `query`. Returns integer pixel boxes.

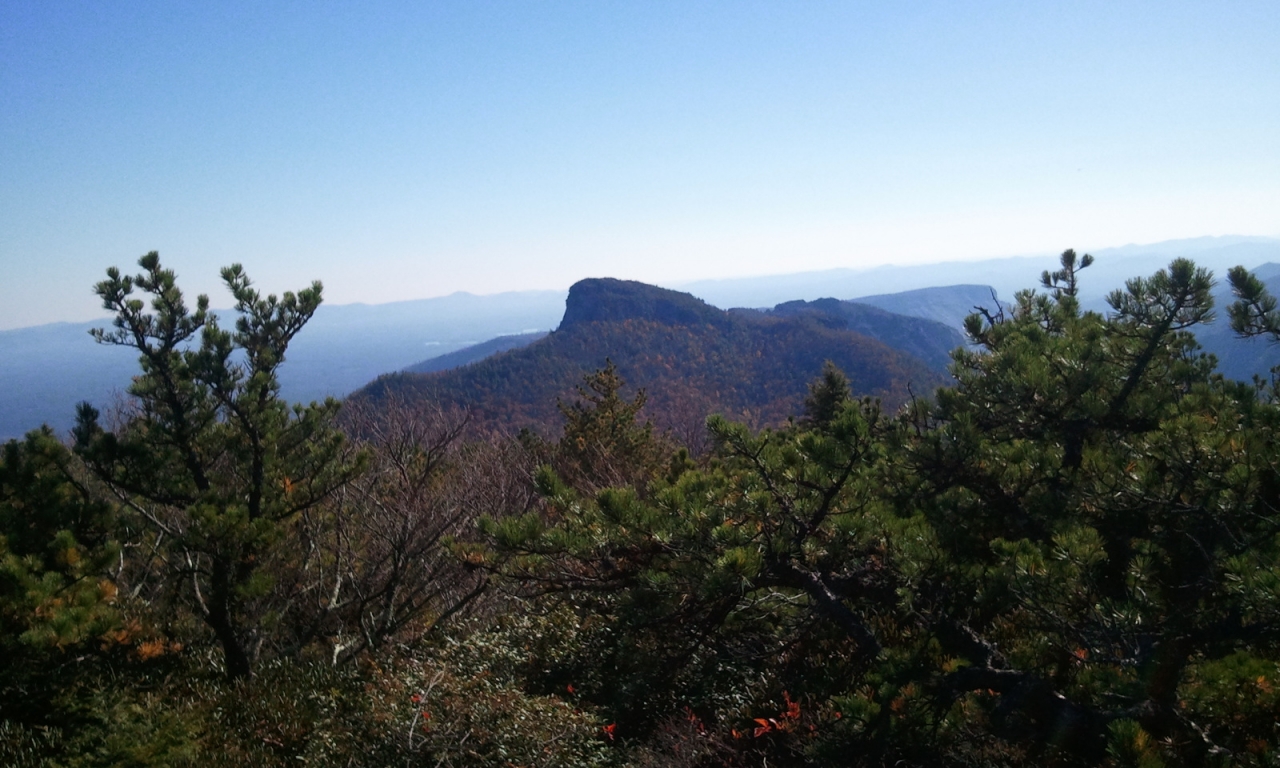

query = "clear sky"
[2,1,1277,330]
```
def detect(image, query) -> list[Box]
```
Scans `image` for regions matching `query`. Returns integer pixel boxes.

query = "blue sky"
[2,1,1277,329]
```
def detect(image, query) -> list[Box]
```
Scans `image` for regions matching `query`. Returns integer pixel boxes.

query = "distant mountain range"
[850,285,1002,335]
[677,236,1280,312]
[355,278,951,438]
[0,291,565,439]
[3,235,1278,440]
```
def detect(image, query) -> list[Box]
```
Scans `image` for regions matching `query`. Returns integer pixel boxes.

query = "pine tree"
[74,252,363,679]
[555,361,669,494]
[909,255,1279,760]
[0,428,119,724]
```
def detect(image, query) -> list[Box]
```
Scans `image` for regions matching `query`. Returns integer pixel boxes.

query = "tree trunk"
[208,557,252,680]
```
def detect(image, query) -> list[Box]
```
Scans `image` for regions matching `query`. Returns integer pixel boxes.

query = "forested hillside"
[354,278,947,439]
[403,331,550,374]
[4,251,1280,767]
[765,297,965,370]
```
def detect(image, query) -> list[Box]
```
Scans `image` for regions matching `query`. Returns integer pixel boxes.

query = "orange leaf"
[783,691,800,720]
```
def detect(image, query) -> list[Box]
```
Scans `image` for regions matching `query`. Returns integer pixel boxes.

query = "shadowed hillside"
[765,297,966,371]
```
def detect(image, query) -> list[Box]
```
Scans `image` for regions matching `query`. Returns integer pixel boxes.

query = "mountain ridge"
[354,278,950,438]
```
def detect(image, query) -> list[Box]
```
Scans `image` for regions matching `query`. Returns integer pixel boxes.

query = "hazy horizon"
[3,2,1277,330]
[4,233,1277,334]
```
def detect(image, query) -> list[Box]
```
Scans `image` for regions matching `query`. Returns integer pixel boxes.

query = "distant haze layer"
[4,235,1280,440]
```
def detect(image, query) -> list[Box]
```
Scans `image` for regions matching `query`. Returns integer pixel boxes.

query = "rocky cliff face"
[559,278,729,330]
